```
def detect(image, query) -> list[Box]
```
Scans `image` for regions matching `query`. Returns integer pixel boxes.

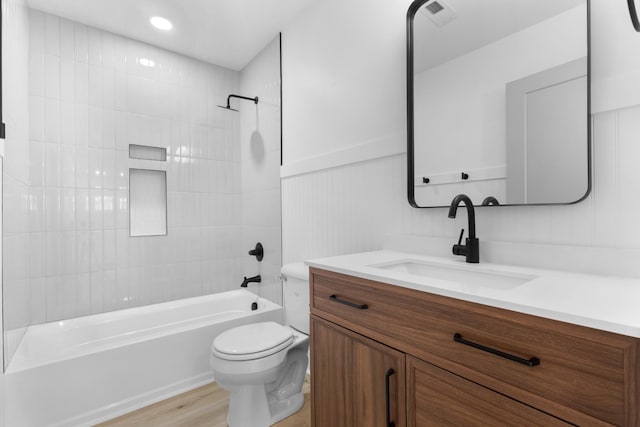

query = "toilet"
[209,263,310,427]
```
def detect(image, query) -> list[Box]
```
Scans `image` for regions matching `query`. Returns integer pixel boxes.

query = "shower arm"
[225,94,259,108]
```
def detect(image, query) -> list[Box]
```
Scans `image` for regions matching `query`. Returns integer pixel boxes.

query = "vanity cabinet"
[311,316,405,427]
[309,267,640,426]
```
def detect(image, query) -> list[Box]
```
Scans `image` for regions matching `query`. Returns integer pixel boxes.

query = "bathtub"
[3,289,283,427]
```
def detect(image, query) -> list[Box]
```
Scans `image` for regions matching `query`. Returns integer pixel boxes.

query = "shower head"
[216,104,239,112]
[217,94,259,112]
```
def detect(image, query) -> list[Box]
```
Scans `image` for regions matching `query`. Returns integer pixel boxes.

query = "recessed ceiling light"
[139,58,155,67]
[150,16,173,31]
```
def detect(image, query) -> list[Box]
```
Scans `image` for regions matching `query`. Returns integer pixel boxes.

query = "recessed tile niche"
[129,144,167,162]
[129,168,167,237]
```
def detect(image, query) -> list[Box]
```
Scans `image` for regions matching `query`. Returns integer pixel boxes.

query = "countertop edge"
[306,251,640,339]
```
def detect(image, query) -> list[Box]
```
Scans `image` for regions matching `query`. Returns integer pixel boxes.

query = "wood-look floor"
[97,377,311,427]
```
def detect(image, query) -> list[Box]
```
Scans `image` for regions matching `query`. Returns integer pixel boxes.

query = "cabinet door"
[406,356,572,427]
[311,316,405,427]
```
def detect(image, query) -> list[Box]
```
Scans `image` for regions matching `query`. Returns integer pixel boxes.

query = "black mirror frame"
[629,0,640,31]
[406,0,592,209]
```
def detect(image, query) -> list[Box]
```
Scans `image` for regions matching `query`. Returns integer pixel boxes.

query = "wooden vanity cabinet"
[311,316,405,427]
[309,267,640,427]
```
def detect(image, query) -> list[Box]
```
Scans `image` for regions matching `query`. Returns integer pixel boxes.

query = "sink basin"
[370,260,536,290]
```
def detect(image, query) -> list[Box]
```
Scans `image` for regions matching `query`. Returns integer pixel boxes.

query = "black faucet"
[240,275,261,288]
[448,194,479,263]
[481,196,500,206]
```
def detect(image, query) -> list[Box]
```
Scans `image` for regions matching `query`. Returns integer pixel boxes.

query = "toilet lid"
[213,322,293,361]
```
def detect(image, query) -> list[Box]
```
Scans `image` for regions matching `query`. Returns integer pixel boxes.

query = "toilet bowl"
[209,263,309,427]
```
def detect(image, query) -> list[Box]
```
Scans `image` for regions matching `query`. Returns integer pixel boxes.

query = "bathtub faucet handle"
[248,242,264,262]
[241,274,261,288]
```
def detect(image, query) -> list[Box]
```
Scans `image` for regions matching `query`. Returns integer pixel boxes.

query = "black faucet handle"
[248,242,264,262]
[452,228,468,258]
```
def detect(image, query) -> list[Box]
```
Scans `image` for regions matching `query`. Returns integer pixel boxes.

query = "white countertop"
[306,250,640,339]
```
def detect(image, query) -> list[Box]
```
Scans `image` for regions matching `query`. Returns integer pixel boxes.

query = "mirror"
[407,0,590,208]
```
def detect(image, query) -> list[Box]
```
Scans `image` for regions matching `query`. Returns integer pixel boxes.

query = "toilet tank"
[281,263,310,335]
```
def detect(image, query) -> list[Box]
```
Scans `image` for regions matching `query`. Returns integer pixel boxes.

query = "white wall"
[239,36,283,304]
[591,0,640,112]
[282,0,408,165]
[281,0,640,275]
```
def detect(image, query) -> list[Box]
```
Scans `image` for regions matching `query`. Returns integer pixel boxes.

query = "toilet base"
[269,392,304,425]
[218,341,309,427]
[226,388,304,427]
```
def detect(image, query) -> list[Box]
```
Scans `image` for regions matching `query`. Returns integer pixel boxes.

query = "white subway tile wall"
[22,10,243,325]
[282,106,640,271]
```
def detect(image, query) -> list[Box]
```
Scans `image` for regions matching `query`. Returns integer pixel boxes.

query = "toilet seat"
[212,322,294,361]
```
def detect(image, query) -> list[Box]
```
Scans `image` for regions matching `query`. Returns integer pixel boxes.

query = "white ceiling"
[26,0,315,70]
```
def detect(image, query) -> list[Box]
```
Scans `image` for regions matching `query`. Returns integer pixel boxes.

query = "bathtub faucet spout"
[241,275,261,288]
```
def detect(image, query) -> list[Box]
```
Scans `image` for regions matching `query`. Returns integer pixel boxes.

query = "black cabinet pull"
[453,333,540,367]
[329,294,368,310]
[385,368,396,427]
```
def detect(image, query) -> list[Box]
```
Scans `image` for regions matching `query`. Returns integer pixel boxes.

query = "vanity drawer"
[417,298,633,426]
[406,356,574,427]
[310,267,638,426]
[310,268,412,340]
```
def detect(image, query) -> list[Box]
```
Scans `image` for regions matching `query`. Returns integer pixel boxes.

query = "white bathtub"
[3,289,283,427]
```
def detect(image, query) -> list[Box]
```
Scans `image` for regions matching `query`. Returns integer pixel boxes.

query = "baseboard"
[51,373,215,427]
